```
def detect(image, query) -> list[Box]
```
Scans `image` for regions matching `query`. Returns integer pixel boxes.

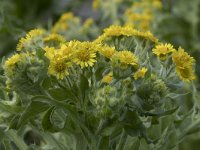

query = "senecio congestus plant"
[0,25,198,150]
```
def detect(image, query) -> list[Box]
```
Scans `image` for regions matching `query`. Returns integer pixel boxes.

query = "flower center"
[54,61,66,73]
[78,51,90,62]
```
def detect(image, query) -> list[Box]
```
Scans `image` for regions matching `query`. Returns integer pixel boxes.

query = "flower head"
[99,45,115,59]
[172,47,195,82]
[5,54,20,68]
[43,34,65,47]
[44,44,73,79]
[4,54,21,76]
[102,72,113,83]
[73,41,97,68]
[114,50,138,68]
[152,43,175,60]
[134,67,148,80]
[17,28,46,51]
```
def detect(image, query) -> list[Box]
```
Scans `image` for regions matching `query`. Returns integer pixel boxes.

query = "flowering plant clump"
[0,0,199,150]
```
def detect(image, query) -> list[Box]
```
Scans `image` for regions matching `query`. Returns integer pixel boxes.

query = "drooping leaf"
[42,106,57,132]
[16,100,50,129]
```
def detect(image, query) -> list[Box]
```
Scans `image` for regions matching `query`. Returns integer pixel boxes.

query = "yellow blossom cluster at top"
[95,25,159,43]
[8,21,196,83]
[42,38,142,79]
[124,0,162,30]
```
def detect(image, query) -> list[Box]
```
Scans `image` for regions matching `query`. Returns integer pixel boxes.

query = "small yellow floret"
[134,67,148,80]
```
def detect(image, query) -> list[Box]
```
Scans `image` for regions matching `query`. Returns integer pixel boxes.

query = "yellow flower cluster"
[95,25,159,43]
[17,28,46,51]
[43,41,100,79]
[152,43,176,60]
[172,47,196,82]
[44,44,73,79]
[124,0,162,30]
[52,12,80,33]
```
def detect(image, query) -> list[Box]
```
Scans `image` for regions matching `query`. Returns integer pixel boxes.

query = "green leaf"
[41,77,52,90]
[122,110,145,137]
[79,74,89,99]
[142,106,179,117]
[100,123,121,136]
[32,95,97,149]
[9,115,21,129]
[16,100,50,129]
[95,62,107,81]
[0,102,21,114]
[42,106,57,132]
[3,139,12,150]
[98,136,110,150]
[6,130,28,150]
[48,88,74,101]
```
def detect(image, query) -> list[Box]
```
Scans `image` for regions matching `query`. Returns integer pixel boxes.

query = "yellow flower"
[60,12,74,22]
[73,41,97,68]
[48,58,71,80]
[175,67,195,82]
[5,54,20,69]
[152,0,162,9]
[172,47,195,67]
[95,25,158,43]
[43,34,65,47]
[172,47,195,82]
[83,18,94,29]
[102,72,113,83]
[81,18,94,33]
[99,45,115,59]
[152,43,175,60]
[92,0,100,11]
[52,12,80,33]
[134,67,148,80]
[4,54,21,76]
[16,28,46,51]
[44,44,73,79]
[115,50,138,68]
